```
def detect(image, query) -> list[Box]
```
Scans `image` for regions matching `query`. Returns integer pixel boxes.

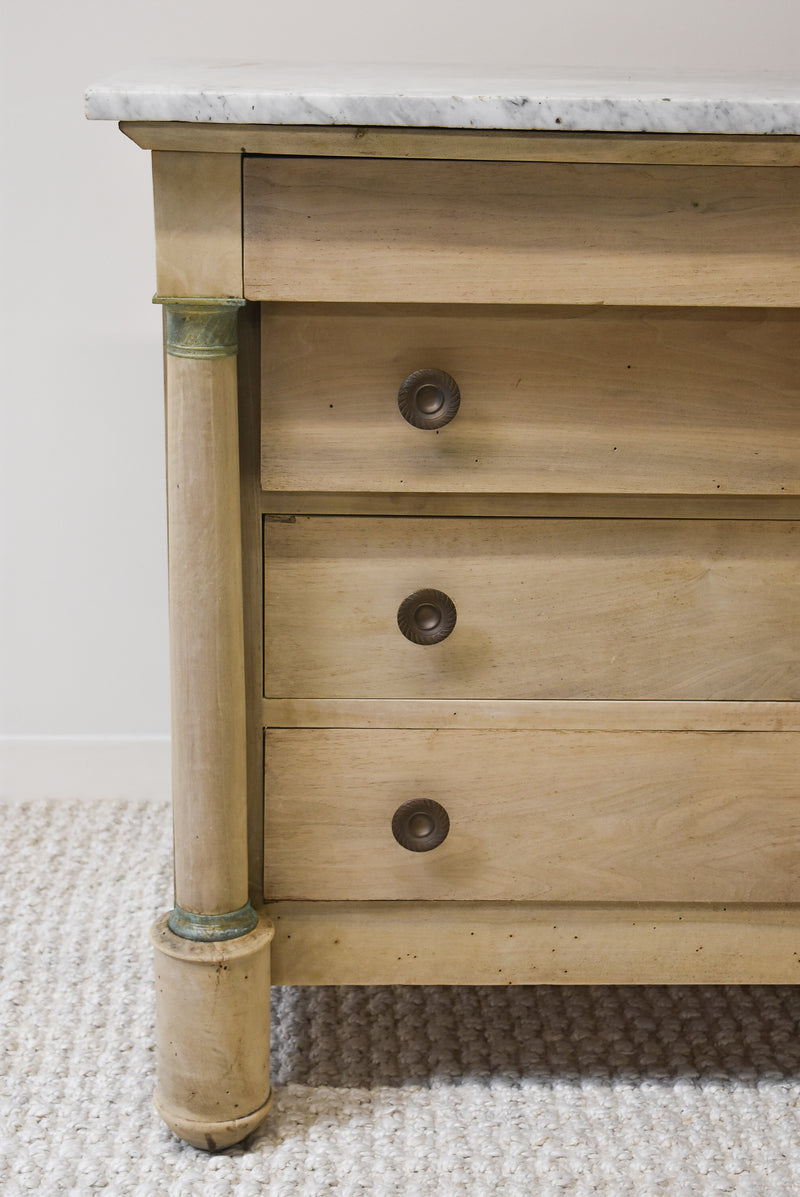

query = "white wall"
[2,0,799,793]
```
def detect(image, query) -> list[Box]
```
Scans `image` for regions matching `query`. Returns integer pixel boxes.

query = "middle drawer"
[263,516,800,701]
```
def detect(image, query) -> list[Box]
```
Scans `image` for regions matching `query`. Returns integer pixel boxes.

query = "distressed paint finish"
[151,911,274,1150]
[155,297,246,358]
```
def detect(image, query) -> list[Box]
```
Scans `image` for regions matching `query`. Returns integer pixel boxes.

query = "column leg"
[151,298,273,1150]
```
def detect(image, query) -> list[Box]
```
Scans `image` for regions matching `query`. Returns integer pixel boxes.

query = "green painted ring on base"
[168,900,259,942]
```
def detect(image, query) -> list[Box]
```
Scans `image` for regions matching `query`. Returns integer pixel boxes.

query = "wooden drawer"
[244,158,800,305]
[260,305,800,496]
[263,729,800,901]
[263,516,800,701]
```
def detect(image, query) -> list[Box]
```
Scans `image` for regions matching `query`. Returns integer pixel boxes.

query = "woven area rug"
[2,798,800,1195]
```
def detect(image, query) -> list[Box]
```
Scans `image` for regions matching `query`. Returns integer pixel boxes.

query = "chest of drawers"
[88,68,800,1150]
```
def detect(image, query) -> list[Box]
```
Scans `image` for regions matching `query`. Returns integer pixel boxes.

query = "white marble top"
[85,64,800,135]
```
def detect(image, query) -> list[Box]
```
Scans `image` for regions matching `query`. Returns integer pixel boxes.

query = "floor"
[2,797,799,1195]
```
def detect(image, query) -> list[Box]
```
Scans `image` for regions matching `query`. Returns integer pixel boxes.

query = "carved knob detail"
[397,589,457,645]
[392,798,450,852]
[398,368,460,430]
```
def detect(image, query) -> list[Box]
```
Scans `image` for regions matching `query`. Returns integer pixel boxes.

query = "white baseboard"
[0,736,171,801]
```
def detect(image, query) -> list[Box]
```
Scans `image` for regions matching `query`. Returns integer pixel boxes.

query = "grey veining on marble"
[85,64,800,135]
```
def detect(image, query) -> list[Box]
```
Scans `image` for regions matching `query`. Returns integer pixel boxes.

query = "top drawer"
[243,158,800,305]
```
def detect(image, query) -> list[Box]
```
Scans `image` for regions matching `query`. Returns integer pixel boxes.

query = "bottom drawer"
[263,728,800,902]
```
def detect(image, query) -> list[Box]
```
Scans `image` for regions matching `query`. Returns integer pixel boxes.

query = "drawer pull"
[397,589,457,645]
[398,368,460,430]
[392,798,450,852]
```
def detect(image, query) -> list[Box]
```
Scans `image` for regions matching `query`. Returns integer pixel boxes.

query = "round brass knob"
[398,368,460,430]
[392,798,450,852]
[397,589,457,645]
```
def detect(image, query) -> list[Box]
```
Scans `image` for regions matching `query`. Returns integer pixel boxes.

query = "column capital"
[153,296,246,358]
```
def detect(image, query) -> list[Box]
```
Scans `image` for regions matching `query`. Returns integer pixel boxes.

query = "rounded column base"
[151,909,274,1150]
[154,1088,273,1152]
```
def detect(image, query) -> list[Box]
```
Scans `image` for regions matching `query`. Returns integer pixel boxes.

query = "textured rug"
[2,798,800,1195]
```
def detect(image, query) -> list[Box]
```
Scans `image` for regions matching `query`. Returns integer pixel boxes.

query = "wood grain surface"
[167,352,249,915]
[263,728,800,902]
[262,698,800,731]
[244,158,800,305]
[265,900,800,985]
[259,305,800,496]
[124,122,800,166]
[153,151,242,298]
[263,516,800,701]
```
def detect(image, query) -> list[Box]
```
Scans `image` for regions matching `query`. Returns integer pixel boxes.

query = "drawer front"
[263,729,800,901]
[263,516,800,701]
[244,158,800,305]
[260,305,800,497]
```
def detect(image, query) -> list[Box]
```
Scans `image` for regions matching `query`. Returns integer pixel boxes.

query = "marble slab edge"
[85,72,800,135]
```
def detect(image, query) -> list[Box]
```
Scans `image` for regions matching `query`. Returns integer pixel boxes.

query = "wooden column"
[147,153,272,1151]
[159,299,253,930]
[149,298,273,1149]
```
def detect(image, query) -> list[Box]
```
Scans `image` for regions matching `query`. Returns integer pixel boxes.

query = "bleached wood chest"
[87,68,800,1149]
